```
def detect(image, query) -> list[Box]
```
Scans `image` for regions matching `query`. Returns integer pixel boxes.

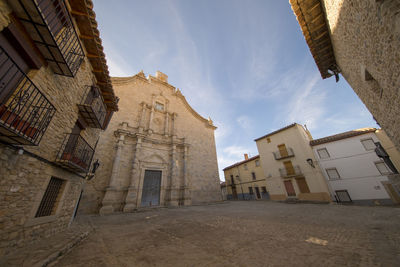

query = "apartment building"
[311,128,399,205]
[0,0,117,256]
[223,154,269,200]
[255,123,330,202]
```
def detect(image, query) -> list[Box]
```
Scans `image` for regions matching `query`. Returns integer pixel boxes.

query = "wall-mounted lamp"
[91,159,100,174]
[306,158,315,168]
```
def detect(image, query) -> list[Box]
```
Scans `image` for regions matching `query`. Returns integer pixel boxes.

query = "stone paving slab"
[0,223,92,267]
[55,201,400,267]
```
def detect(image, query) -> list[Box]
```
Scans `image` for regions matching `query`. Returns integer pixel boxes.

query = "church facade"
[78,71,221,214]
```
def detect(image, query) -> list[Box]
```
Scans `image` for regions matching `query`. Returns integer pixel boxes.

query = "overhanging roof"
[68,0,118,111]
[310,128,377,146]
[289,0,338,79]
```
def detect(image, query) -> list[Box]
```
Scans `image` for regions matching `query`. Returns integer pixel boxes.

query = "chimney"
[155,71,168,83]
[244,154,248,160]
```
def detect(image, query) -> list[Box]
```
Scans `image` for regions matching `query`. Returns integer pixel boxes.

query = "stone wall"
[322,0,400,150]
[78,72,221,214]
[0,0,107,256]
[0,146,83,256]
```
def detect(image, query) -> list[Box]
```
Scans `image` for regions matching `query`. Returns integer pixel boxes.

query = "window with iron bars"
[35,177,65,217]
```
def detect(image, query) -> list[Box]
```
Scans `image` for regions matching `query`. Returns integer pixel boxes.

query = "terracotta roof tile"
[310,128,377,146]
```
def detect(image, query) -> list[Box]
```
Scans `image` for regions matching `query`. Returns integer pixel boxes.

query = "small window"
[361,138,376,151]
[317,148,330,159]
[255,160,260,167]
[155,102,164,111]
[261,186,267,193]
[326,168,340,180]
[251,172,256,180]
[267,137,271,143]
[244,164,248,170]
[375,161,391,175]
[35,177,65,217]
[248,187,254,195]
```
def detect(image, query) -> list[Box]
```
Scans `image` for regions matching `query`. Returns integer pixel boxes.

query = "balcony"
[77,86,106,128]
[9,0,84,76]
[0,46,56,145]
[273,148,294,160]
[279,165,302,178]
[56,133,94,173]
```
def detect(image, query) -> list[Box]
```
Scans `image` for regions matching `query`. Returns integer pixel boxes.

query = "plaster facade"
[223,155,269,200]
[312,131,395,205]
[78,71,221,214]
[255,123,331,202]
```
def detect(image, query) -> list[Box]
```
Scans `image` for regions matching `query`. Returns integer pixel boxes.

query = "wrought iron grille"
[10,0,84,76]
[0,46,56,145]
[77,86,107,128]
[279,165,302,177]
[35,177,65,217]
[56,133,94,173]
[273,147,295,160]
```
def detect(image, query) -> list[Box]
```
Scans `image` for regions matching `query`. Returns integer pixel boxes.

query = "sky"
[93,0,377,181]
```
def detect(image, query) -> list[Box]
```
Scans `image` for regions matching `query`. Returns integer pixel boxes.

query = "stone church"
[78,71,221,214]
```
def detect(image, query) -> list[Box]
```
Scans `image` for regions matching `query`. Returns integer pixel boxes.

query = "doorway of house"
[255,186,261,199]
[141,170,161,207]
[232,186,238,200]
[284,180,296,197]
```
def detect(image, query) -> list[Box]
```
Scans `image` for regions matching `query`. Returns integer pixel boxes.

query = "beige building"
[78,71,221,214]
[223,154,269,200]
[255,123,331,202]
[289,0,400,151]
[0,0,117,256]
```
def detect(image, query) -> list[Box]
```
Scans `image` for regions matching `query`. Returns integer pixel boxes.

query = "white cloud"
[284,73,326,130]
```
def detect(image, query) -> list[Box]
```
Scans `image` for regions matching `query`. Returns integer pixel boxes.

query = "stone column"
[148,96,155,135]
[139,102,146,133]
[169,144,179,206]
[123,136,142,212]
[164,112,169,136]
[99,134,125,215]
[183,145,191,205]
[171,113,177,136]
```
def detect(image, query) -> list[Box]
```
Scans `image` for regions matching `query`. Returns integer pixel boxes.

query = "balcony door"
[278,144,288,158]
[284,180,296,197]
[284,161,295,175]
[0,32,29,104]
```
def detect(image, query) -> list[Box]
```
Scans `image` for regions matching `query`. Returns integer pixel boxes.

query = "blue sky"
[93,0,377,180]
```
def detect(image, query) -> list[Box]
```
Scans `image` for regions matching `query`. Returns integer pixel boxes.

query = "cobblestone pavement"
[56,201,400,267]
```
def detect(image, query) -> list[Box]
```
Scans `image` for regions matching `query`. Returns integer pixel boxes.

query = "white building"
[310,128,396,205]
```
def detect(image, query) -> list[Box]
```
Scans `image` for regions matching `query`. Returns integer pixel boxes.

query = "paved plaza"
[56,201,400,267]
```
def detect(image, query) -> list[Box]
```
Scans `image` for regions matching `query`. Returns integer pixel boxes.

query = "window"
[248,187,254,195]
[267,137,271,143]
[361,138,376,151]
[317,148,330,159]
[230,175,234,185]
[255,160,260,167]
[251,172,256,180]
[155,102,164,111]
[261,186,267,193]
[35,177,65,217]
[244,164,248,170]
[326,168,340,180]
[375,161,391,175]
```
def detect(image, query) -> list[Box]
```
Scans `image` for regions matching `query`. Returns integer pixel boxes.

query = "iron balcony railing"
[279,165,302,178]
[56,133,94,173]
[0,46,56,145]
[273,148,295,160]
[77,86,106,129]
[10,0,84,76]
